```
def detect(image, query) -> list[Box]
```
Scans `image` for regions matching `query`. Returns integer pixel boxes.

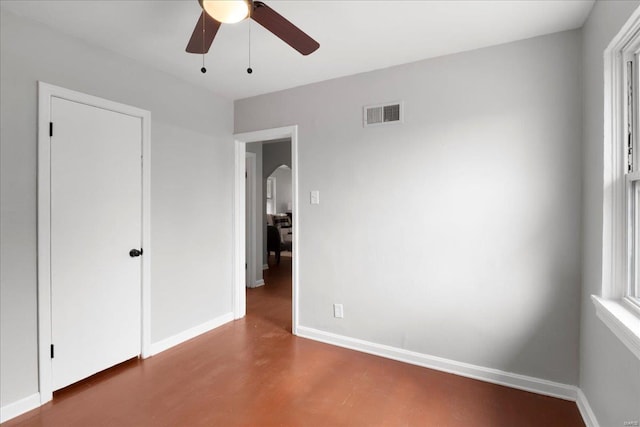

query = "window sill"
[592,295,640,360]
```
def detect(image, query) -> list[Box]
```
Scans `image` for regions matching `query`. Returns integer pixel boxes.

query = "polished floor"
[5,257,584,426]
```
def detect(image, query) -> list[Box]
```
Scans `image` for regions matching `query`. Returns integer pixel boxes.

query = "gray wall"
[235,30,582,385]
[272,166,292,214]
[0,9,233,406]
[263,139,292,177]
[580,1,640,425]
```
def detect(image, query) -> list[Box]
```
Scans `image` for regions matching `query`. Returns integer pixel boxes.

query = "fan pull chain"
[247,21,253,74]
[201,12,207,74]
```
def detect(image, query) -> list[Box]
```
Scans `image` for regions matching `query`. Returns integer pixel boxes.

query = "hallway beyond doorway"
[247,257,293,332]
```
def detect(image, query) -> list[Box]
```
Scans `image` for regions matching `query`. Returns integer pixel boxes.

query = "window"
[597,10,640,360]
[625,41,640,310]
[633,179,640,305]
[266,177,276,215]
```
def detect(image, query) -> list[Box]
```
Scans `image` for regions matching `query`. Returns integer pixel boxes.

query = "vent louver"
[367,107,383,125]
[364,102,403,127]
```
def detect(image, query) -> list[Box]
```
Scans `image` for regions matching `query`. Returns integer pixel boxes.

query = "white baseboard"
[0,392,40,423]
[254,279,265,287]
[150,312,234,356]
[0,325,594,426]
[296,326,578,401]
[577,389,599,427]
[0,314,235,423]
[263,264,269,270]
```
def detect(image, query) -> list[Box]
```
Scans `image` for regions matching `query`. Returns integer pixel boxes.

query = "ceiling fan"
[186,0,320,56]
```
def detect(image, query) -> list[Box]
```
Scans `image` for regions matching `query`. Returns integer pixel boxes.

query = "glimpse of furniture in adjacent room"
[266,225,280,264]
[267,212,292,264]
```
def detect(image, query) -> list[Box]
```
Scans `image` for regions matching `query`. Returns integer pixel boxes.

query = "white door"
[50,97,142,391]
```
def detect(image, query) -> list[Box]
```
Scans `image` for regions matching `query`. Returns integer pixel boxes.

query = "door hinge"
[50,344,54,359]
[245,263,247,269]
[49,122,53,137]
[245,172,248,178]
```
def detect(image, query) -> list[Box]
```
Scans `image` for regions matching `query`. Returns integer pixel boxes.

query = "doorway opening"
[266,165,293,261]
[245,139,293,329]
[234,126,299,334]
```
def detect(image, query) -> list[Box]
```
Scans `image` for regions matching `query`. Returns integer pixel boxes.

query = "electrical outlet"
[333,303,344,318]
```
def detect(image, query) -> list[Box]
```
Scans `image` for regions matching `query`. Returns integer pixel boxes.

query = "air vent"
[364,102,403,127]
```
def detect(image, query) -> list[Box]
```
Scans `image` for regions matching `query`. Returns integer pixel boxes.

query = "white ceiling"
[1,0,594,100]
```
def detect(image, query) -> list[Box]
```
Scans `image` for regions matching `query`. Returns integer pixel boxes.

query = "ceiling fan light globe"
[200,0,250,24]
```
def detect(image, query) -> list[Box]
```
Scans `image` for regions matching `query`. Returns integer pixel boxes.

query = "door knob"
[129,248,143,258]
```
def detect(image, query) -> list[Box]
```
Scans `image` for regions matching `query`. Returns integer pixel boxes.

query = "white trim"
[602,9,640,300]
[296,326,578,401]
[0,393,41,423]
[37,82,152,403]
[291,127,300,335]
[233,126,299,334]
[577,389,600,427]
[254,279,265,287]
[141,92,152,360]
[149,312,234,356]
[592,296,640,359]
[245,152,257,289]
[233,141,247,319]
[603,6,640,299]
[624,296,640,316]
[598,6,640,361]
[263,264,269,270]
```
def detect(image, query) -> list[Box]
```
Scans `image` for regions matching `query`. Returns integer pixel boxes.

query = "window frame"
[266,176,276,215]
[624,40,640,312]
[597,8,640,360]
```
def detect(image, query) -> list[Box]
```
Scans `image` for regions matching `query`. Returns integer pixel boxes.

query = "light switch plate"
[333,303,344,318]
[310,190,320,204]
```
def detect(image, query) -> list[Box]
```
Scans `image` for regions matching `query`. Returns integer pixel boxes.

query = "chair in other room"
[267,225,282,265]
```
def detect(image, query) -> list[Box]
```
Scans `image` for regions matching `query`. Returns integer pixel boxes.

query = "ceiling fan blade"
[251,1,319,56]
[186,12,221,54]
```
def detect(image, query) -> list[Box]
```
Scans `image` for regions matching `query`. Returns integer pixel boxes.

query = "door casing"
[245,152,259,288]
[37,82,151,404]
[233,126,299,333]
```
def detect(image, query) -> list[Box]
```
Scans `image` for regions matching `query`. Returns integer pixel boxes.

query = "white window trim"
[599,6,640,360]
[266,176,276,215]
[592,297,640,359]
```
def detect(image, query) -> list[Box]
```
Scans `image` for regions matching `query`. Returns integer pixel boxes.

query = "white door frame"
[233,126,299,333]
[37,82,152,404]
[245,152,258,288]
